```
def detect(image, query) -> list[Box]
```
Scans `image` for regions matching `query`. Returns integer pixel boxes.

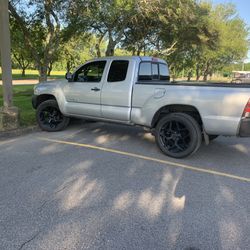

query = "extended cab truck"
[32,56,250,158]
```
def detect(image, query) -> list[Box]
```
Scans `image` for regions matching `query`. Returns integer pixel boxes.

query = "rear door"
[64,60,107,117]
[101,59,136,121]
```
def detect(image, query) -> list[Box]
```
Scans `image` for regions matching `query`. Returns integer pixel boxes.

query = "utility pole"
[0,0,19,131]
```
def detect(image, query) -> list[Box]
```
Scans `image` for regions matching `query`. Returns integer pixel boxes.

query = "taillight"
[242,99,250,118]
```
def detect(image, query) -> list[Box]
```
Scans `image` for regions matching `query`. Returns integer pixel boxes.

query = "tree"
[157,0,219,76]
[122,4,157,56]
[8,0,249,82]
[122,0,219,68]
[162,2,249,81]
[57,34,106,73]
[196,3,249,80]
[10,17,33,76]
[9,0,75,82]
[70,0,139,56]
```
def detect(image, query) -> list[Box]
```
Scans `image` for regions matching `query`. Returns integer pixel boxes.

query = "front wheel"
[155,113,202,158]
[36,100,70,132]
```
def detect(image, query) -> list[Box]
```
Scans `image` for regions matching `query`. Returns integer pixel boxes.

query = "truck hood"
[34,79,68,95]
[37,79,68,86]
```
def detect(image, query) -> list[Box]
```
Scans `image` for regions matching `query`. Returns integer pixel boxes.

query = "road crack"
[18,231,40,250]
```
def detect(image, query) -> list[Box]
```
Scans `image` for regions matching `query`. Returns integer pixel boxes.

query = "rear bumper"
[32,95,38,109]
[239,118,250,137]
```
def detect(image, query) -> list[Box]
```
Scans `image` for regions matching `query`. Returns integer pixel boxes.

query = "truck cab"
[34,56,169,123]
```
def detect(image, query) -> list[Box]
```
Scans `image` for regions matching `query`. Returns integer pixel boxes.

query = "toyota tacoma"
[32,56,250,158]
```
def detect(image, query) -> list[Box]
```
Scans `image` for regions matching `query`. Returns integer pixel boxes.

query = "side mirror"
[65,72,73,82]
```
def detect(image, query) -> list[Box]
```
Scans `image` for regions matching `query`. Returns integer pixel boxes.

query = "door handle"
[91,87,100,92]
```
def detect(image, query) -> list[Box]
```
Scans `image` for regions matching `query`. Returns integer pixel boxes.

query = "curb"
[0,126,40,139]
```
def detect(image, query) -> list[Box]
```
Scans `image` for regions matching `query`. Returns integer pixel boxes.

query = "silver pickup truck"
[32,56,250,158]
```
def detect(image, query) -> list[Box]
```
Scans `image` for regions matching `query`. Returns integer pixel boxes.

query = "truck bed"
[171,81,250,88]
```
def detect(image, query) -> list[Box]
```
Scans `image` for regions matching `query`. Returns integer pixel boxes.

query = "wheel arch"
[151,104,204,129]
[33,94,56,109]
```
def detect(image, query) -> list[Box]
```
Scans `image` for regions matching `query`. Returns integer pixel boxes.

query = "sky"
[213,0,250,62]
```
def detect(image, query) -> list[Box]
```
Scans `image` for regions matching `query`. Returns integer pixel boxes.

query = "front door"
[101,59,135,121]
[64,60,107,117]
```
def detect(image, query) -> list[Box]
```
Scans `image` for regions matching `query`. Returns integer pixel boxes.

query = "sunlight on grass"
[11,69,65,75]
[0,68,65,80]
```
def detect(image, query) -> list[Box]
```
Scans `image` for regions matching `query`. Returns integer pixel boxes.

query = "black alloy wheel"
[36,100,70,132]
[155,113,202,158]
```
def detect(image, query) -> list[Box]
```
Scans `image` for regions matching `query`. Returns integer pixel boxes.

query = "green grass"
[0,68,64,128]
[0,69,65,80]
[0,85,36,127]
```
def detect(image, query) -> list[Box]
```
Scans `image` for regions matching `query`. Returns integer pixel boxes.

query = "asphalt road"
[0,120,249,250]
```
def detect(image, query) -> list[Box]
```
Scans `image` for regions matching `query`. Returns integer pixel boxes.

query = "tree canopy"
[9,0,249,82]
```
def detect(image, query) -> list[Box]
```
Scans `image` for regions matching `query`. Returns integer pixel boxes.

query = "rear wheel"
[36,100,70,132]
[155,113,202,158]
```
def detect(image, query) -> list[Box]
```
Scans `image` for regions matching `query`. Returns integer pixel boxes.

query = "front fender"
[33,81,68,114]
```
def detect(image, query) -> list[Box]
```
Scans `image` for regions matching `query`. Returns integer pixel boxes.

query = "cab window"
[138,62,169,81]
[159,64,169,80]
[107,60,129,82]
[152,63,159,80]
[74,61,106,82]
[138,62,151,80]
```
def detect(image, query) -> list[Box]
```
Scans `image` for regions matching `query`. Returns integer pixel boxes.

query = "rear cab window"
[108,60,129,82]
[138,61,170,83]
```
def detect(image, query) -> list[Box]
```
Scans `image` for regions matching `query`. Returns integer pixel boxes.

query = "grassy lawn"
[0,85,36,127]
[0,69,65,80]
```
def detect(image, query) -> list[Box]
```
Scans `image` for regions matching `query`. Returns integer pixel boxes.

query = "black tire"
[36,100,70,132]
[155,113,202,158]
[208,135,218,141]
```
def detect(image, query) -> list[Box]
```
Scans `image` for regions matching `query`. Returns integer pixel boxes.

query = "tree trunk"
[203,69,208,81]
[172,67,176,82]
[47,67,52,76]
[0,0,13,107]
[196,64,200,81]
[47,62,53,76]
[21,68,25,77]
[209,72,213,80]
[105,39,116,56]
[66,61,71,72]
[203,74,208,81]
[187,71,192,81]
[203,62,210,81]
[66,61,70,72]
[38,65,48,82]
[95,43,101,57]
